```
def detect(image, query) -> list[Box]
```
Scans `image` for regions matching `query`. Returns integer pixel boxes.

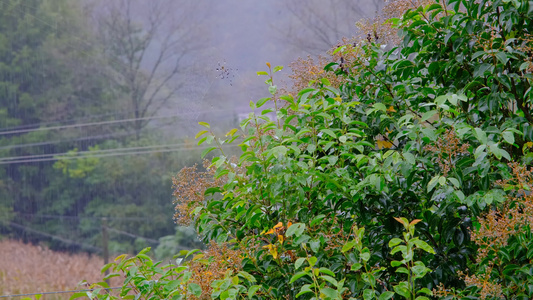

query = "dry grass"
[0,239,109,299]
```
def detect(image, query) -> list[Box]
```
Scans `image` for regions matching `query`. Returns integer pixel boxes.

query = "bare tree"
[275,0,383,55]
[94,0,207,139]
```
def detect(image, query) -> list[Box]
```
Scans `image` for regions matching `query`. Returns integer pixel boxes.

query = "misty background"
[0,0,383,266]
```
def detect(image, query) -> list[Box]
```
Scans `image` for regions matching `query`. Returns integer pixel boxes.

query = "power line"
[0,287,123,298]
[106,227,160,244]
[15,213,156,221]
[0,108,236,134]
[0,144,237,165]
[0,131,136,151]
[0,109,239,136]
[8,222,102,253]
[0,143,189,161]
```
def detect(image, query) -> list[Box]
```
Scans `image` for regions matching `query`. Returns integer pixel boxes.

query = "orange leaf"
[287,221,293,228]
[278,235,284,244]
[387,106,396,112]
[273,222,283,230]
[409,219,422,226]
[394,217,405,225]
[376,139,393,149]
[266,62,271,68]
[264,228,275,235]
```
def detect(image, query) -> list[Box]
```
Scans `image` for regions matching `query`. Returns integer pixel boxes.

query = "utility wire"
[106,227,160,244]
[0,287,123,298]
[0,143,189,161]
[0,108,236,134]
[15,213,156,221]
[8,222,102,253]
[0,111,207,136]
[0,144,238,165]
[0,131,136,151]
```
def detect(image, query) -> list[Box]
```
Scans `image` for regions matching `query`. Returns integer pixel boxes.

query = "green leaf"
[318,267,335,277]
[391,260,403,267]
[448,177,460,188]
[271,146,288,158]
[286,223,305,237]
[427,175,440,192]
[195,130,209,139]
[321,128,337,139]
[421,110,437,122]
[201,147,217,159]
[69,292,88,300]
[351,263,362,271]
[320,288,338,299]
[256,71,268,76]
[412,240,436,254]
[321,78,331,86]
[238,271,256,282]
[403,152,415,165]
[379,291,395,300]
[502,130,515,145]
[389,238,403,247]
[269,85,277,95]
[290,271,309,283]
[273,66,283,73]
[374,103,387,112]
[320,275,338,286]
[198,121,210,129]
[295,257,306,270]
[308,256,317,267]
[339,135,347,143]
[393,283,410,298]
[310,214,326,227]
[248,285,261,298]
[188,283,202,297]
[474,128,487,144]
[256,97,270,108]
[342,240,357,253]
[363,289,375,300]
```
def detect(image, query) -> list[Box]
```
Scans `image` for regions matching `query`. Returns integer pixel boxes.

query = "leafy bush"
[86,0,533,299]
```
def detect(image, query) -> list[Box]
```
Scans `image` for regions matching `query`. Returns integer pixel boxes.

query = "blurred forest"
[0,0,380,261]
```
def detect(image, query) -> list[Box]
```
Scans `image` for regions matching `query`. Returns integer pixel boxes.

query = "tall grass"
[0,240,111,299]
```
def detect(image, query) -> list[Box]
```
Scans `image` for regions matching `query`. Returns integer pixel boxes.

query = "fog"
[0,0,381,294]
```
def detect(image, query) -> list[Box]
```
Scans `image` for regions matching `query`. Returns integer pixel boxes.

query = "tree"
[89,0,533,299]
[94,0,208,139]
[275,0,383,55]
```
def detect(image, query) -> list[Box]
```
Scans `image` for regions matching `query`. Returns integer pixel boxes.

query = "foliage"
[92,0,533,299]
[0,0,208,255]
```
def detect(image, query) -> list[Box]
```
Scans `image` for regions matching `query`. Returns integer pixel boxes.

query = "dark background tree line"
[0,0,380,258]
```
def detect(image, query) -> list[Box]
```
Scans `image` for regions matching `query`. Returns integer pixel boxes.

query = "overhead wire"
[0,142,189,161]
[0,287,123,299]
[0,109,238,136]
[0,108,238,134]
[15,213,156,221]
[0,131,136,151]
[8,222,103,253]
[0,144,239,165]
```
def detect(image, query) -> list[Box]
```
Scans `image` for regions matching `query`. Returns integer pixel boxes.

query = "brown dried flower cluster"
[283,55,347,97]
[462,270,503,300]
[186,242,244,300]
[424,129,470,176]
[466,163,533,298]
[173,160,224,226]
[356,0,436,46]
[473,163,533,259]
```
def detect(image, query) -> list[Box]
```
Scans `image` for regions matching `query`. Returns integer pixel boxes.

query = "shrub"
[86,0,533,299]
